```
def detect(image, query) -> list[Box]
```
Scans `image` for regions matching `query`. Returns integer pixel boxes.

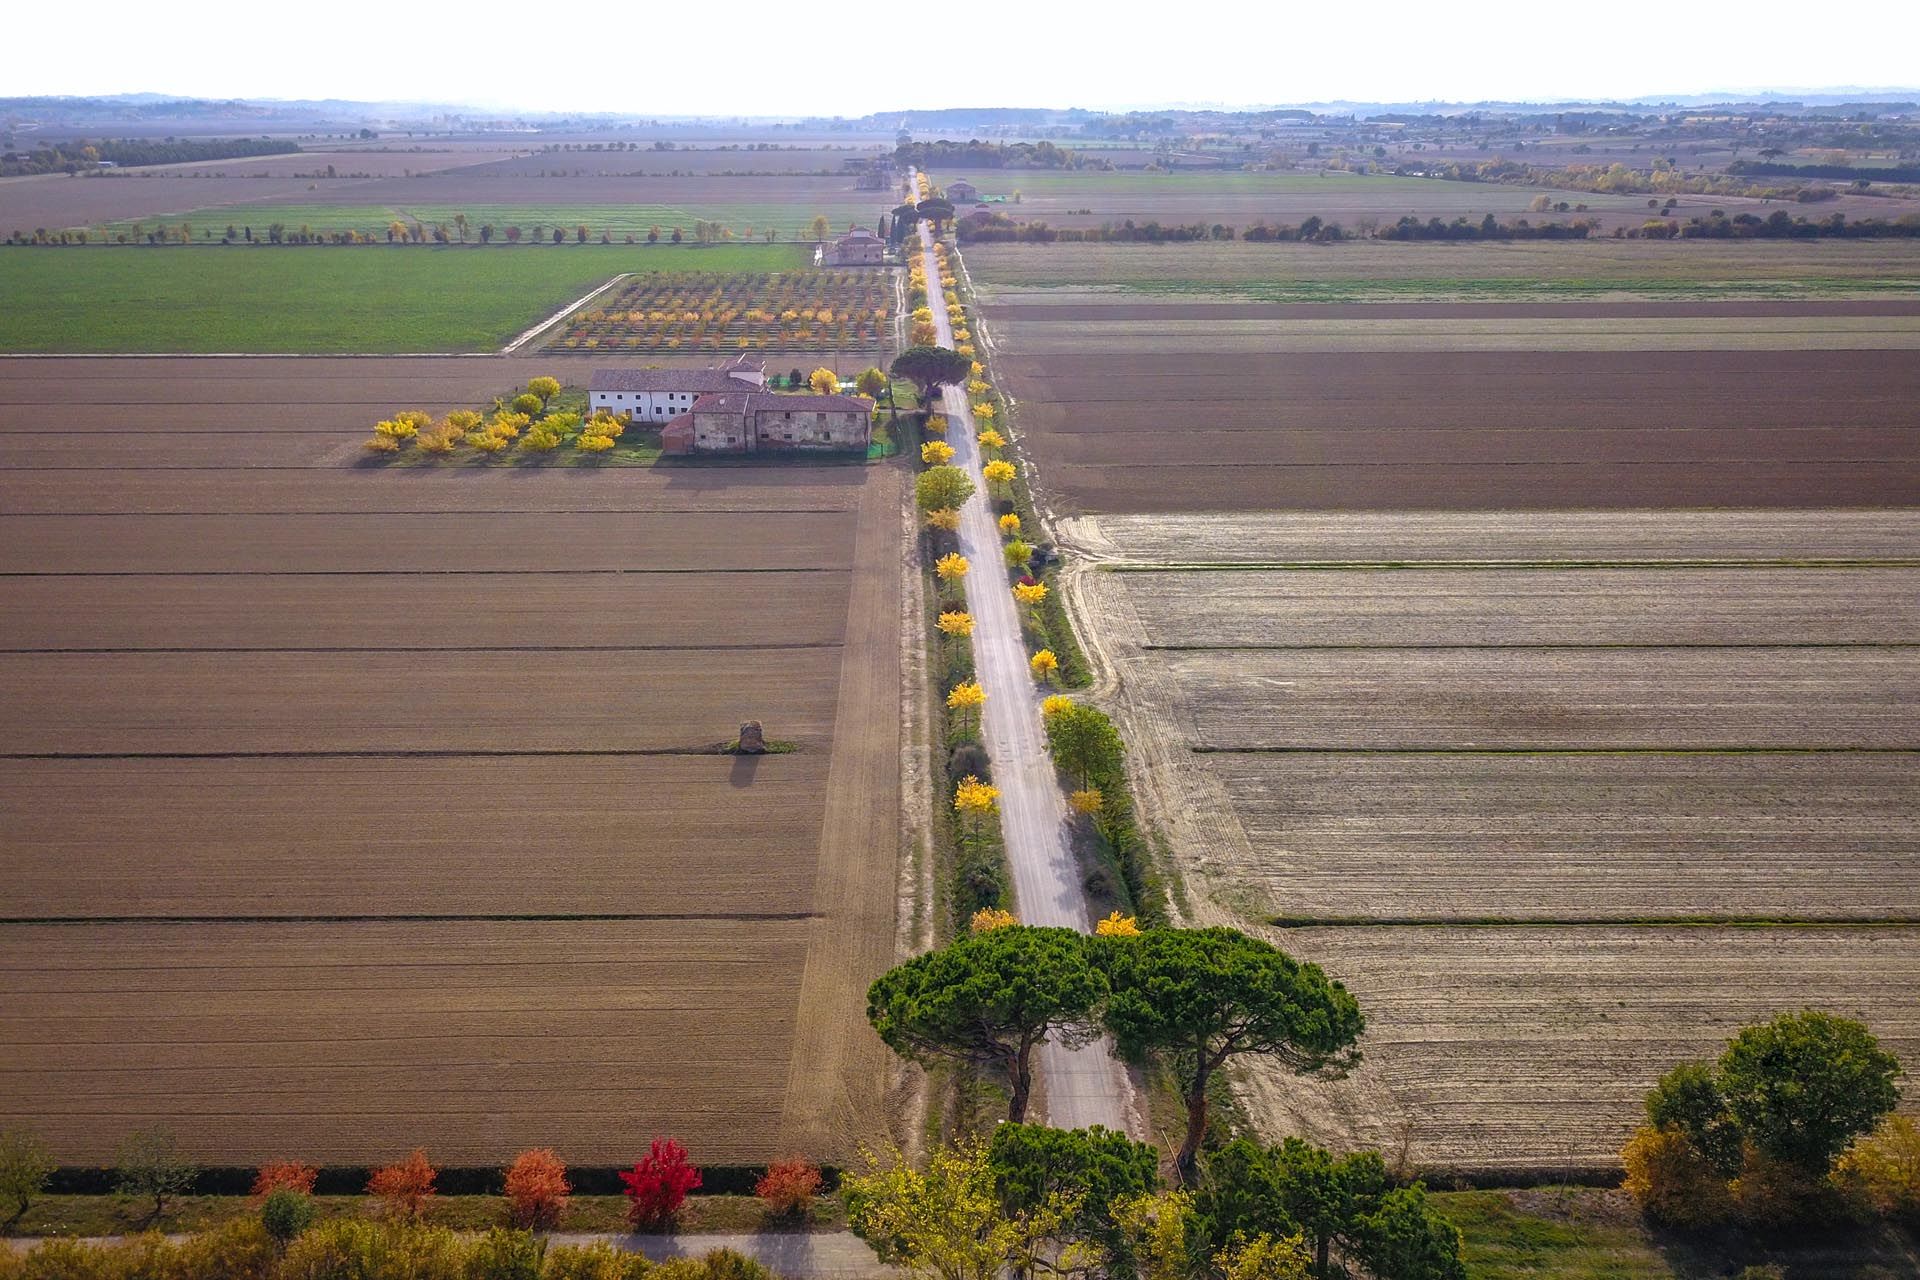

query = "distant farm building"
[662,390,873,455]
[587,353,766,421]
[946,179,981,203]
[823,226,886,265]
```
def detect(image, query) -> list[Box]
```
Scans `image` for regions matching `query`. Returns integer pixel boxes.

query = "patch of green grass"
[0,244,810,353]
[1437,1191,1674,1280]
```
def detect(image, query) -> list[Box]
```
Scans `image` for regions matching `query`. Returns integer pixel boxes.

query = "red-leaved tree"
[755,1157,823,1217]
[368,1149,437,1221]
[619,1138,701,1229]
[252,1160,318,1199]
[504,1148,571,1231]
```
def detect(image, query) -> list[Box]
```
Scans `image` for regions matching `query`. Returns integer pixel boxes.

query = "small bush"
[1834,1114,1920,1220]
[650,1252,771,1280]
[465,1228,543,1280]
[369,1148,437,1221]
[261,1186,318,1245]
[948,742,991,782]
[755,1158,823,1217]
[253,1160,319,1198]
[542,1241,652,1280]
[505,1148,571,1231]
[620,1139,701,1230]
[1621,1125,1733,1227]
[180,1219,278,1280]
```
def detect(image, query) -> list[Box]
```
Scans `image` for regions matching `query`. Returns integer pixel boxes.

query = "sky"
[11,0,1919,117]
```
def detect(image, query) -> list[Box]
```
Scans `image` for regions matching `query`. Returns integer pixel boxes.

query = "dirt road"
[916,213,1133,1133]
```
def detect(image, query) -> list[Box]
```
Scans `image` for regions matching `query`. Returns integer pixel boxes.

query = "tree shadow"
[728,753,762,789]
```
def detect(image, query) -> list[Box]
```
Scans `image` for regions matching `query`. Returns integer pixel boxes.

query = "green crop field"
[0,243,813,353]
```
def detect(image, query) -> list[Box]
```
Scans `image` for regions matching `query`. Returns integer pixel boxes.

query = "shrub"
[1621,1125,1733,1226]
[948,742,991,782]
[253,1160,319,1198]
[369,1148,437,1221]
[620,1139,701,1230]
[1834,1114,1920,1220]
[465,1228,543,1280]
[114,1129,196,1221]
[542,1241,652,1280]
[181,1218,278,1279]
[0,1128,55,1223]
[505,1148,571,1231]
[755,1158,823,1217]
[261,1186,318,1245]
[649,1252,770,1280]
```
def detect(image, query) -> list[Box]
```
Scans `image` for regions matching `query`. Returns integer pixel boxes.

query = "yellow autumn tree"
[922,440,956,465]
[446,410,482,432]
[983,460,1016,488]
[937,611,975,643]
[925,414,949,436]
[998,513,1022,537]
[925,508,962,533]
[946,681,986,733]
[977,429,1006,452]
[953,775,1001,835]
[1095,910,1140,937]
[526,376,562,410]
[1013,581,1049,608]
[363,435,401,454]
[809,367,839,396]
[970,907,1017,934]
[935,553,970,593]
[967,380,992,397]
[1030,649,1059,683]
[1042,695,1075,719]
[973,402,997,422]
[970,361,985,377]
[575,433,615,452]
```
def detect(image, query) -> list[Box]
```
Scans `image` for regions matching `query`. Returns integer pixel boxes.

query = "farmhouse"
[946,179,981,202]
[823,226,887,265]
[587,352,766,421]
[662,390,873,455]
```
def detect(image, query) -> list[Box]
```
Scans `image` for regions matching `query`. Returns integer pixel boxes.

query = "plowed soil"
[0,356,907,1165]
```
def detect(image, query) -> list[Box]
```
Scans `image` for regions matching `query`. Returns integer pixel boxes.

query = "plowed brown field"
[0,356,908,1165]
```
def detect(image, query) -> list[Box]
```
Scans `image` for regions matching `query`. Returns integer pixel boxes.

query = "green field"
[0,244,813,353]
[94,199,882,242]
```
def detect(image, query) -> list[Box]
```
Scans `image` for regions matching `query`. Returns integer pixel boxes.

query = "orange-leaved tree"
[251,1161,318,1199]
[755,1157,824,1218]
[504,1148,571,1231]
[367,1149,436,1221]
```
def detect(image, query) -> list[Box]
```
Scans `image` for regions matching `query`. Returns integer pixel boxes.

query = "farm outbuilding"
[823,227,886,265]
[946,179,980,202]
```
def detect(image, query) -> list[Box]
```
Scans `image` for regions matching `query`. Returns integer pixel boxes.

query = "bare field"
[0,355,908,1164]
[988,347,1920,514]
[1,755,828,920]
[1064,508,1920,1167]
[1170,647,1918,750]
[968,239,1920,300]
[1070,510,1920,565]
[0,919,811,1165]
[1119,567,1920,647]
[0,648,842,755]
[0,511,854,573]
[1253,925,1920,1172]
[1212,752,1920,921]
[0,573,850,650]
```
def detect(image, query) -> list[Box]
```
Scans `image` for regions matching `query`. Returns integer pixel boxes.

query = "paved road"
[916,214,1133,1133]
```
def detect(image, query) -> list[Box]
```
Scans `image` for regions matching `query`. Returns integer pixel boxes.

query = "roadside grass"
[5,1193,846,1239]
[0,243,810,353]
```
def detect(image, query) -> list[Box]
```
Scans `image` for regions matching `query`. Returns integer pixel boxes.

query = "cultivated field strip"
[0,469,867,515]
[0,649,841,755]
[987,300,1920,321]
[0,512,854,574]
[0,573,851,651]
[1038,425,1917,470]
[0,432,365,469]
[1168,647,1920,750]
[0,919,809,1164]
[1073,510,1920,565]
[991,314,1920,354]
[1210,752,1920,921]
[1255,925,1920,1171]
[1,755,829,921]
[1118,567,1920,648]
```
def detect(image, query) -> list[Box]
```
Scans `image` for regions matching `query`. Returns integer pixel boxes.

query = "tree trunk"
[1315,1234,1330,1279]
[1177,1063,1209,1177]
[1008,1048,1033,1123]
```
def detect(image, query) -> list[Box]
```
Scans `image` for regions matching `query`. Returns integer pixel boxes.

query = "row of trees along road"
[866,924,1364,1176]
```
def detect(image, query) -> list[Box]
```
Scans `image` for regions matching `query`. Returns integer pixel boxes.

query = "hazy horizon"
[9,0,1919,120]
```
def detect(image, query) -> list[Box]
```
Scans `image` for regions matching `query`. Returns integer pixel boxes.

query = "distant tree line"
[0,137,293,176]
[1728,159,1920,183]
[894,138,1091,170]
[1644,209,1920,240]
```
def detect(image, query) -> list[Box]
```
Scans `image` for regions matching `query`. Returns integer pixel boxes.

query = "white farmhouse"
[586,352,766,422]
